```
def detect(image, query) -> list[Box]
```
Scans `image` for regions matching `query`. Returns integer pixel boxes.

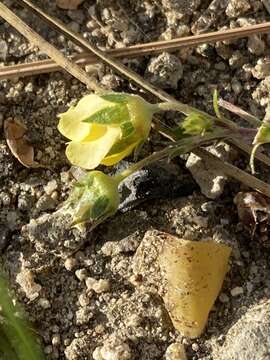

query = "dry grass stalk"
[0,2,102,91]
[2,1,270,79]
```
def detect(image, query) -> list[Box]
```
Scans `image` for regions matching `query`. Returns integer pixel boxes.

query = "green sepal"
[100,93,129,103]
[83,104,130,125]
[91,195,110,219]
[120,121,135,138]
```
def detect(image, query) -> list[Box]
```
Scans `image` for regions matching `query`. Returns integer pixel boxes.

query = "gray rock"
[214,300,270,360]
[0,40,8,61]
[116,161,196,211]
[0,224,10,253]
[145,52,183,89]
[226,0,251,18]
[24,212,89,257]
[186,144,230,199]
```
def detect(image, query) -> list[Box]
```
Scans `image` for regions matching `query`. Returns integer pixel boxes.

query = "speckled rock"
[145,52,183,89]
[214,300,270,360]
[186,144,230,199]
[226,0,251,18]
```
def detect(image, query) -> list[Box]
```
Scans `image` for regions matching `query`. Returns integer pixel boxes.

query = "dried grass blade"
[0,2,101,91]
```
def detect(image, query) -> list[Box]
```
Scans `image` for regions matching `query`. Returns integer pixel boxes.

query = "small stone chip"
[16,268,42,300]
[38,298,51,309]
[230,286,244,297]
[85,277,110,293]
[64,257,77,271]
[44,180,58,195]
[75,268,87,281]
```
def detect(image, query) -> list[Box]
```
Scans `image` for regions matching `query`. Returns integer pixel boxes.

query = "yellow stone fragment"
[159,237,231,338]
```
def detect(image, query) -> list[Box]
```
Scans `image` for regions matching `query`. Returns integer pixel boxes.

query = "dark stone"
[116,161,197,212]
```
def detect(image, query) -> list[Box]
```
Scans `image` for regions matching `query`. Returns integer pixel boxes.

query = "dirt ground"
[1,0,270,359]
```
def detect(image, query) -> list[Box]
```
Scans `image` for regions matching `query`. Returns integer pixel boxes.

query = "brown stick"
[0,2,102,91]
[1,0,270,80]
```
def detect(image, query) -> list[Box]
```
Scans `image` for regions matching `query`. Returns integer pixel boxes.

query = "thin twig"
[0,0,268,79]
[218,98,261,127]
[0,2,102,91]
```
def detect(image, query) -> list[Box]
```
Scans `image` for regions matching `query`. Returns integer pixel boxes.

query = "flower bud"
[58,92,156,169]
[181,113,212,135]
[63,171,120,227]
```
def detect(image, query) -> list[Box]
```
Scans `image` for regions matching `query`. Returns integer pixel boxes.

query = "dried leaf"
[56,0,85,10]
[234,191,270,246]
[4,118,42,168]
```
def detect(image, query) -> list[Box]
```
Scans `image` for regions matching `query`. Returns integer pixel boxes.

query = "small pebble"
[85,277,110,293]
[219,293,230,303]
[191,343,199,352]
[52,335,60,347]
[64,257,77,271]
[38,298,51,309]
[78,292,91,307]
[75,268,87,281]
[231,286,244,297]
[44,180,58,195]
[165,343,187,360]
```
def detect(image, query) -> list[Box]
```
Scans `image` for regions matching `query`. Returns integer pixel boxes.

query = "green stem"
[113,130,229,183]
[156,101,237,129]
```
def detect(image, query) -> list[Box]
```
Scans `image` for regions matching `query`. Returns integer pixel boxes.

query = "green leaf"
[0,275,45,360]
[213,89,221,119]
[100,93,129,103]
[83,104,130,125]
[91,196,109,219]
[250,122,270,174]
[120,121,134,138]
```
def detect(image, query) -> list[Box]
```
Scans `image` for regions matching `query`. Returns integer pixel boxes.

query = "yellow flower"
[63,171,120,227]
[58,93,156,169]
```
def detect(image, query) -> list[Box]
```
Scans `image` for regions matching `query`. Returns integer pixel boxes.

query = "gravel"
[1,0,270,359]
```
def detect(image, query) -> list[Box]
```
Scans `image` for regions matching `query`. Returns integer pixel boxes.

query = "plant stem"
[113,131,229,183]
[156,101,237,129]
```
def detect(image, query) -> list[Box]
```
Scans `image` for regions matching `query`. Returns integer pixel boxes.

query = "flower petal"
[101,140,139,166]
[58,94,114,141]
[66,127,121,169]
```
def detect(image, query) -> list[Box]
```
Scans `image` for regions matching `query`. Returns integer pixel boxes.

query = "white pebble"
[75,268,87,281]
[38,298,51,309]
[44,180,58,195]
[85,277,110,293]
[231,286,244,297]
[165,343,187,360]
[64,257,77,271]
[52,335,60,346]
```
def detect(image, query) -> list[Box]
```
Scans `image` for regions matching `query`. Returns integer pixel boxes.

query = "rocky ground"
[1,0,270,359]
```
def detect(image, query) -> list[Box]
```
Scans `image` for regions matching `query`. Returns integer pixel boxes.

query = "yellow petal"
[58,94,114,141]
[82,124,107,141]
[101,140,139,166]
[160,237,231,338]
[66,127,121,169]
